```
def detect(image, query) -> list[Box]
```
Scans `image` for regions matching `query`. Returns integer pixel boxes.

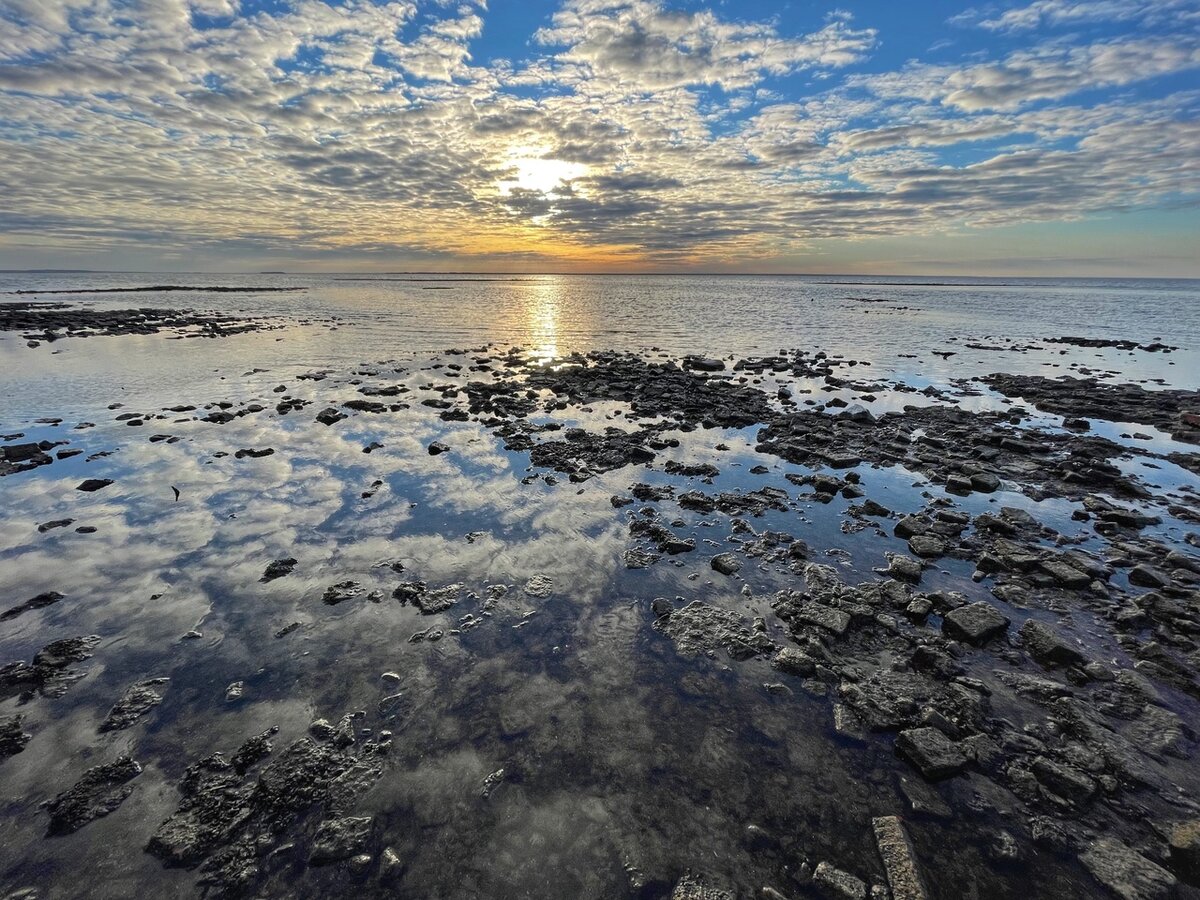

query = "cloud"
[0,0,1195,271]
[952,0,1200,33]
[535,0,876,92]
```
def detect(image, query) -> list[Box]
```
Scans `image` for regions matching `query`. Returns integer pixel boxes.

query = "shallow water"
[1,275,1199,899]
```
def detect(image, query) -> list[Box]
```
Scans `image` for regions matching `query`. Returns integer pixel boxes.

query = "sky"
[0,0,1197,275]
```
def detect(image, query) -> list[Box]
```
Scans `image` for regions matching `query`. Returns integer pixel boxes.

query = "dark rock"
[711,553,741,576]
[896,727,967,780]
[1080,838,1176,900]
[309,816,373,865]
[1020,620,1086,667]
[76,478,113,492]
[261,558,297,582]
[100,678,169,732]
[942,602,1010,645]
[46,756,142,835]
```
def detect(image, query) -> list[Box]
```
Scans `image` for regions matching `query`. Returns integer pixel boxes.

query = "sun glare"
[500,155,588,196]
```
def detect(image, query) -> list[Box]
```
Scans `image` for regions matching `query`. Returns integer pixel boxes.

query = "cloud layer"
[0,0,1197,271]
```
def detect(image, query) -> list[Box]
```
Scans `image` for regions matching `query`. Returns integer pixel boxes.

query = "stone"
[895,728,967,781]
[1020,620,1086,667]
[772,647,815,677]
[309,816,373,865]
[1168,820,1200,885]
[1129,565,1170,588]
[711,553,741,576]
[799,604,851,636]
[908,534,946,559]
[941,602,1009,645]
[100,678,169,732]
[1080,838,1175,900]
[76,478,113,492]
[45,756,142,835]
[872,816,928,900]
[427,440,450,455]
[812,861,867,899]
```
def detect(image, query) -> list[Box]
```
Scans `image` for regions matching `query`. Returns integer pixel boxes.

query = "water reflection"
[524,278,563,362]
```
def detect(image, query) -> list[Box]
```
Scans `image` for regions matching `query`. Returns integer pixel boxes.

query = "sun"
[499,154,588,196]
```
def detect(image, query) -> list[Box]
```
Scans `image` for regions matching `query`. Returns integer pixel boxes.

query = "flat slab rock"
[653,601,775,660]
[941,601,1010,645]
[895,727,968,781]
[1080,838,1176,900]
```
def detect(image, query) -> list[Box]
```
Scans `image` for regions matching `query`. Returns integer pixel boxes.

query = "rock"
[100,678,169,732]
[0,590,66,622]
[1129,565,1171,588]
[315,407,346,425]
[894,517,927,539]
[45,756,141,835]
[872,816,928,900]
[380,846,402,878]
[711,553,741,576]
[886,554,924,583]
[670,873,735,899]
[1020,620,1086,667]
[970,472,1001,492]
[0,714,31,759]
[261,557,297,582]
[1168,820,1200,885]
[523,574,553,598]
[895,727,967,781]
[945,475,973,495]
[1032,756,1095,804]
[224,681,246,702]
[654,601,775,660]
[941,602,1009,645]
[908,534,946,559]
[772,647,816,677]
[309,815,373,865]
[1039,558,1091,589]
[684,357,726,372]
[76,478,113,492]
[1080,838,1176,900]
[799,604,852,636]
[427,440,450,456]
[812,861,867,899]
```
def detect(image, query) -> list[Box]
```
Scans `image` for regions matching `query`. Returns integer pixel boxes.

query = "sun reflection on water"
[525,278,563,363]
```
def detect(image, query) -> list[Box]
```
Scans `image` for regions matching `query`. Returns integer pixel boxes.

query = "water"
[3,273,1197,420]
[0,274,1198,899]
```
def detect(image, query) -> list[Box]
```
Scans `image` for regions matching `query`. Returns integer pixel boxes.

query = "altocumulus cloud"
[0,0,1196,269]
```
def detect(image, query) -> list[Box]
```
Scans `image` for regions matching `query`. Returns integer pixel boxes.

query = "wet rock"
[624,548,661,569]
[309,816,372,866]
[941,602,1009,645]
[670,873,735,900]
[885,554,924,583]
[711,553,741,576]
[772,647,816,677]
[0,714,31,759]
[654,601,775,660]
[1,590,65,622]
[872,816,928,900]
[37,519,74,533]
[1079,838,1176,900]
[100,678,169,732]
[315,407,346,426]
[1168,820,1200,885]
[45,756,141,835]
[1020,620,1086,668]
[76,478,113,492]
[798,604,852,636]
[1031,756,1095,804]
[427,440,450,455]
[261,558,297,582]
[322,580,362,605]
[812,861,867,899]
[224,681,246,702]
[895,727,967,781]
[524,575,554,598]
[234,447,274,459]
[1128,565,1170,589]
[908,534,946,559]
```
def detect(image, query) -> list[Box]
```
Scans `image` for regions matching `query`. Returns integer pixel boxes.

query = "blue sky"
[0,0,1197,274]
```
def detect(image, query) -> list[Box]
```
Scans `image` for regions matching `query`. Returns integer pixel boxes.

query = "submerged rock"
[1079,838,1176,900]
